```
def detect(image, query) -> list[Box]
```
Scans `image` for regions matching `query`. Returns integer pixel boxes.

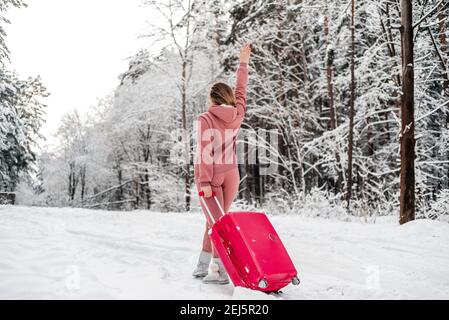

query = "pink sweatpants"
[195,167,240,257]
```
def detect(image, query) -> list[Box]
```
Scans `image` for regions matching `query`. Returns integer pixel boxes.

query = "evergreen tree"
[0,1,48,192]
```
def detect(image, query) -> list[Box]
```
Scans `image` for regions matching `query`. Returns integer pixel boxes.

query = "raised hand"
[239,43,252,64]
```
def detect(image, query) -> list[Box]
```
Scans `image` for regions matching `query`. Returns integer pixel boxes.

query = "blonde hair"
[209,82,236,106]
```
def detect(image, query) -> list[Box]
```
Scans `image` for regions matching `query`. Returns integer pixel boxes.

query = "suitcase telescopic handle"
[198,191,226,224]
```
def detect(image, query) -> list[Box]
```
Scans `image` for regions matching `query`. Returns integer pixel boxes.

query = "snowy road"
[0,206,448,299]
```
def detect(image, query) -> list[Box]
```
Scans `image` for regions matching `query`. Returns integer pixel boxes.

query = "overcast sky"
[5,0,154,144]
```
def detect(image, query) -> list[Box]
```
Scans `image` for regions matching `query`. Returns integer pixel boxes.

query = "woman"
[192,43,252,284]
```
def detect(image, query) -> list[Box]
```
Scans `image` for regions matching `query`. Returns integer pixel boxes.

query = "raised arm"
[235,44,251,118]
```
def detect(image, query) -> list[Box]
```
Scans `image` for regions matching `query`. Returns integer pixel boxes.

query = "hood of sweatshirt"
[208,104,238,123]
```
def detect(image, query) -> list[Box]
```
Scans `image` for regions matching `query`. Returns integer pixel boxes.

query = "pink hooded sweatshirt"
[194,62,249,187]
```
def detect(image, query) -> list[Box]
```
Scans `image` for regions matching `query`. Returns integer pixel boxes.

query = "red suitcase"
[199,192,300,293]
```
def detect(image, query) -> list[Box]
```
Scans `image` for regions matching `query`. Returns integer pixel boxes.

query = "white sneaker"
[192,250,211,278]
[202,258,230,285]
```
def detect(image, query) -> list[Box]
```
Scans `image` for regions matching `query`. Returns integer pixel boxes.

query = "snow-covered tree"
[31,0,448,221]
[0,1,48,193]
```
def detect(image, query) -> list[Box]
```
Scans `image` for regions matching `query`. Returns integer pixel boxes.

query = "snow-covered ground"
[0,205,448,300]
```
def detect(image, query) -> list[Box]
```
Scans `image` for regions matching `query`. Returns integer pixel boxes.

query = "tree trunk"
[181,0,192,212]
[346,0,356,209]
[324,4,335,131]
[438,4,448,93]
[380,3,402,110]
[68,164,73,201]
[141,125,152,210]
[117,161,123,202]
[438,3,449,189]
[399,0,415,225]
[181,60,191,212]
[145,171,151,210]
[68,162,77,202]
[134,177,140,209]
[324,1,343,194]
[80,165,86,201]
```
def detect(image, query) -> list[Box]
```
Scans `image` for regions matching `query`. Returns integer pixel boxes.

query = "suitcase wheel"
[258,279,268,289]
[292,276,300,286]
